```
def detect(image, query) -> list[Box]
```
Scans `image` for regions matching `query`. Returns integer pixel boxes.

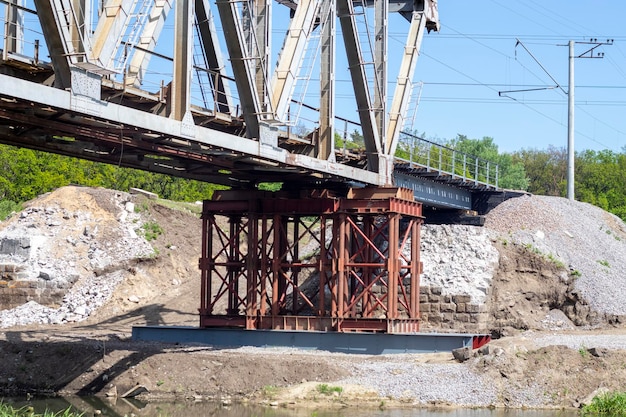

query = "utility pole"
[566,38,613,201]
[567,41,574,201]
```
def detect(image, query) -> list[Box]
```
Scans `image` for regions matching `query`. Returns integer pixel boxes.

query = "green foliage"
[598,260,610,268]
[582,391,626,416]
[511,146,626,222]
[524,243,542,255]
[511,146,566,196]
[261,385,279,398]
[546,253,565,268]
[141,221,163,241]
[0,144,227,205]
[0,200,22,221]
[575,150,626,219]
[0,403,82,417]
[258,182,282,192]
[315,384,343,395]
[334,131,364,151]
[449,135,529,190]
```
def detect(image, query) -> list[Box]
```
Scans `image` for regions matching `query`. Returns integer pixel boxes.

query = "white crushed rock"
[0,271,125,326]
[532,333,626,350]
[338,360,498,407]
[418,224,499,303]
[0,187,155,327]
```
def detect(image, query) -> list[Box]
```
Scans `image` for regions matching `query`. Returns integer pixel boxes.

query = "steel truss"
[199,187,423,332]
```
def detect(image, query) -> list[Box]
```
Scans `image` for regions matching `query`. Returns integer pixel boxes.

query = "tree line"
[0,145,226,218]
[0,134,625,222]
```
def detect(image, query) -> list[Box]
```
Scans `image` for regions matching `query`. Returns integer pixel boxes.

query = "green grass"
[141,221,163,241]
[582,391,626,416]
[546,253,565,268]
[155,199,203,216]
[315,384,343,395]
[0,403,82,417]
[598,260,611,268]
[261,385,279,398]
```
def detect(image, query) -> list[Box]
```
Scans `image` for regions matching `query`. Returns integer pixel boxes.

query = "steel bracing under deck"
[199,187,423,333]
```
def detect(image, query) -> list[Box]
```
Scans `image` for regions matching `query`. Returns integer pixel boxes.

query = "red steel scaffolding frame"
[199,188,424,333]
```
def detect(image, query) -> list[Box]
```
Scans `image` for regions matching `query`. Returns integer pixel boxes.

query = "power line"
[420,82,626,89]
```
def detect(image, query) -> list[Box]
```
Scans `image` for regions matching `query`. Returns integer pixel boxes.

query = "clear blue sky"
[397,0,626,153]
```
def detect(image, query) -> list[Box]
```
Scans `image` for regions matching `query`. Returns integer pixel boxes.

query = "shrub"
[141,221,163,241]
[582,391,626,416]
[0,200,22,221]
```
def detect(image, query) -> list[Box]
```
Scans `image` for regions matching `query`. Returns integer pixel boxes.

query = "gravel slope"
[485,194,626,316]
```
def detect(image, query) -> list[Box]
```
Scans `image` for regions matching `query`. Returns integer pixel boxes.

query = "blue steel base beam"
[132,326,490,355]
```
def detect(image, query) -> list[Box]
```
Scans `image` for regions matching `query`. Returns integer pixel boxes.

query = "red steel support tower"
[199,187,424,333]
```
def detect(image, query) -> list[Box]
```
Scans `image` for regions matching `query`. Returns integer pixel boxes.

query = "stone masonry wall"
[0,263,75,309]
[419,285,489,333]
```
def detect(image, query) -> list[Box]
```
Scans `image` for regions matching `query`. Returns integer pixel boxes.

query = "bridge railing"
[395,132,499,189]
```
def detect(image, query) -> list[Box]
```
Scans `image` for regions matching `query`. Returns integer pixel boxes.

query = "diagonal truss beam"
[385,11,426,156]
[270,0,320,121]
[90,0,135,69]
[216,0,264,139]
[3,0,24,56]
[318,0,335,160]
[32,0,78,88]
[373,0,387,145]
[336,0,381,172]
[125,0,172,87]
[194,0,234,114]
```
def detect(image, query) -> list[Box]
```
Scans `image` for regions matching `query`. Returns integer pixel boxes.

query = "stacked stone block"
[0,262,71,309]
[419,285,489,332]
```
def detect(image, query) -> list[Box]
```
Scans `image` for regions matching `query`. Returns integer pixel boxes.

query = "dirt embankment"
[0,186,625,410]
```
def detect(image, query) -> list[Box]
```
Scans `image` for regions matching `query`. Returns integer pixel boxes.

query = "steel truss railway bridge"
[0,0,503,338]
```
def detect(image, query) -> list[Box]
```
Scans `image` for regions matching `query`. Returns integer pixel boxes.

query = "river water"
[6,396,579,417]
